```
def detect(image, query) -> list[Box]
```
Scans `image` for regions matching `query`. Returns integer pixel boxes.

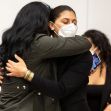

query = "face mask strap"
[49,21,61,37]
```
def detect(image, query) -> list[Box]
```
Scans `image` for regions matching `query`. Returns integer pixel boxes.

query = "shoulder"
[34,33,64,44]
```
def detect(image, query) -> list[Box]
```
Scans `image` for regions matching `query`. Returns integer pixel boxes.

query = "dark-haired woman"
[83,29,111,111]
[4,5,92,111]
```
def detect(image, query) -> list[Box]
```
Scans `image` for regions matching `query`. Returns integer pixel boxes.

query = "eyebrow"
[62,18,77,21]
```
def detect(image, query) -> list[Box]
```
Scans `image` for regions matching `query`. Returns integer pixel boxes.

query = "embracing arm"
[6,51,92,98]
[29,51,92,98]
[31,35,91,59]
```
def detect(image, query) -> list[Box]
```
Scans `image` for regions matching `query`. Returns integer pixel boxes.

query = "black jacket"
[25,34,91,111]
[31,51,92,111]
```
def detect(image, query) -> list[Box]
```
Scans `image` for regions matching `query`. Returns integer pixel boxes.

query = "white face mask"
[58,23,77,37]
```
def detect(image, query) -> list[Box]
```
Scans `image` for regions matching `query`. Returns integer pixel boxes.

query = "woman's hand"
[104,104,111,111]
[6,54,28,78]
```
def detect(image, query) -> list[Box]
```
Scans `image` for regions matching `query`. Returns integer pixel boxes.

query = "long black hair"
[83,29,111,65]
[0,1,51,67]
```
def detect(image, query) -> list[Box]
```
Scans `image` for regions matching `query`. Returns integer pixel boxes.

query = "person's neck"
[88,62,106,85]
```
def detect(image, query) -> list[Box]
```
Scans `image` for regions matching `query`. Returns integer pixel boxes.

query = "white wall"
[88,0,111,39]
[0,0,111,44]
[0,0,87,43]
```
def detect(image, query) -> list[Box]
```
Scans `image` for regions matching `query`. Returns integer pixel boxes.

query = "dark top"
[31,51,92,111]
[86,64,111,111]
[87,85,104,111]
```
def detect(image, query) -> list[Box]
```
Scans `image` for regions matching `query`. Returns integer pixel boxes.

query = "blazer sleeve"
[30,35,91,59]
[30,51,92,98]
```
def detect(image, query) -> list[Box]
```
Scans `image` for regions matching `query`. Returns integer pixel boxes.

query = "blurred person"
[83,29,111,111]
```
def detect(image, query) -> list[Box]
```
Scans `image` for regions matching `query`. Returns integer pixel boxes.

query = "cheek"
[53,25,59,33]
[54,21,64,33]
[57,22,67,29]
[55,23,66,33]
[54,26,59,33]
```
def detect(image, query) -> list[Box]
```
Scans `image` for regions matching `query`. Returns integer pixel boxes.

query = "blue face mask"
[91,53,101,71]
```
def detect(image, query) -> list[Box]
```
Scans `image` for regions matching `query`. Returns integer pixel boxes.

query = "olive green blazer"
[24,34,91,111]
[2,34,91,111]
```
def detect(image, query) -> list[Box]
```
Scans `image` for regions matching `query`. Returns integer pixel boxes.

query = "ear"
[48,21,55,31]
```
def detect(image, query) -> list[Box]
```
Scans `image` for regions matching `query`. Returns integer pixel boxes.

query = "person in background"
[4,5,92,111]
[83,29,111,111]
